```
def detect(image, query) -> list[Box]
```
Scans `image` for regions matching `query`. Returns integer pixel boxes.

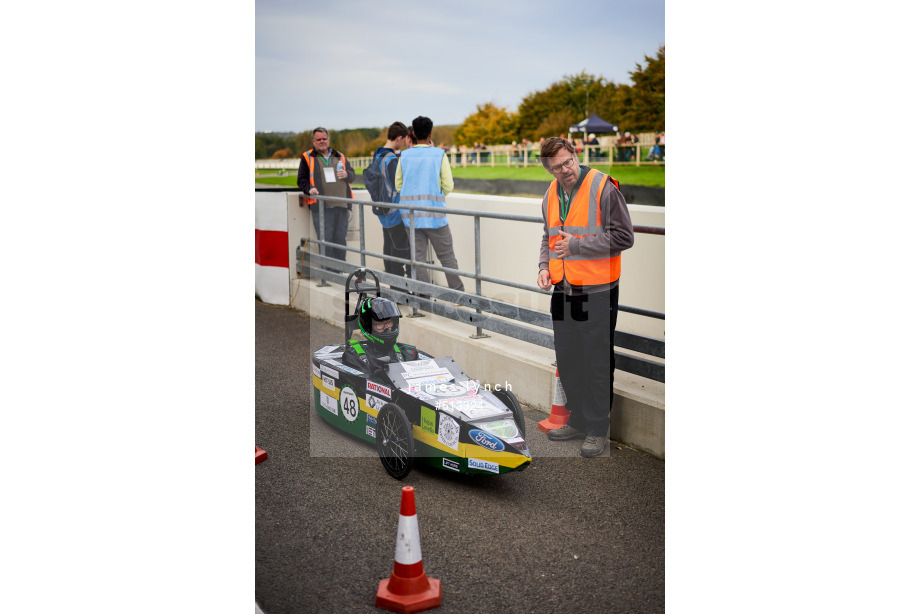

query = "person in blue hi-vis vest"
[394,116,465,292]
[369,122,412,278]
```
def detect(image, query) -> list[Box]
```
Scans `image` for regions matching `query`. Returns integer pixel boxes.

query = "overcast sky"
[256,0,664,133]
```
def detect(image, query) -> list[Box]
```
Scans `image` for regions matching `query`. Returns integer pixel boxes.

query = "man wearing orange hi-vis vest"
[297,127,356,268]
[537,137,634,457]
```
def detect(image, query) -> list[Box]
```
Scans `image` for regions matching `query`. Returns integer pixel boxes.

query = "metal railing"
[258,187,665,382]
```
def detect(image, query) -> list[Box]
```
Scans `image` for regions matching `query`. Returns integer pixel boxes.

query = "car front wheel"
[375,403,415,480]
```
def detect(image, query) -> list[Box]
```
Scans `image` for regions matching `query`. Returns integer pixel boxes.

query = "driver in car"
[343,297,420,374]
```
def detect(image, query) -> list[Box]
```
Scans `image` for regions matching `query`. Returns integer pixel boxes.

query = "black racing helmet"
[358,297,401,351]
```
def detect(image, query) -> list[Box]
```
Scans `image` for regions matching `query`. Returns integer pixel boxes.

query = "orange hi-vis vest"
[302,149,349,205]
[545,168,622,286]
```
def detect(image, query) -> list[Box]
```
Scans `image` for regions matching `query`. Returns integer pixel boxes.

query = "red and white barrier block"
[255,192,290,305]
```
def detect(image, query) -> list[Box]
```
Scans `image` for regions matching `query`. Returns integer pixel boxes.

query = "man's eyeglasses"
[548,156,576,174]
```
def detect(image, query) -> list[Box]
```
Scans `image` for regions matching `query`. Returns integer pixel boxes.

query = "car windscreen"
[385,356,468,390]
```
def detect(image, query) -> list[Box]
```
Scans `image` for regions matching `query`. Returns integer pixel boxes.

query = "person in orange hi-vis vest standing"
[537,137,634,458]
[297,127,356,269]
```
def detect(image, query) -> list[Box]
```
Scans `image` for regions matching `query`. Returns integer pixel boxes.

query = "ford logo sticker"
[469,429,505,452]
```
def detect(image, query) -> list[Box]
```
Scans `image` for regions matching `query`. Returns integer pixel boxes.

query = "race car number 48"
[339,387,359,422]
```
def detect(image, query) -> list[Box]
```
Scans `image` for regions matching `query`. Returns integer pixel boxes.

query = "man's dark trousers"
[311,206,349,265]
[550,285,619,437]
[382,223,410,277]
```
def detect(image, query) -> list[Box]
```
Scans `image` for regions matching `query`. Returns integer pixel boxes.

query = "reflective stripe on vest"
[303,150,349,205]
[545,168,622,286]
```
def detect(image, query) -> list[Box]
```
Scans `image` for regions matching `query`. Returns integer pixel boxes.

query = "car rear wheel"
[493,389,526,438]
[375,403,415,480]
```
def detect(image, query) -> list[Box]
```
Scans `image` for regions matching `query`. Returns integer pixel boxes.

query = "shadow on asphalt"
[256,303,664,614]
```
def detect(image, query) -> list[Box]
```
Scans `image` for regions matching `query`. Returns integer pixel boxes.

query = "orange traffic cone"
[538,368,571,433]
[255,446,268,465]
[376,486,442,614]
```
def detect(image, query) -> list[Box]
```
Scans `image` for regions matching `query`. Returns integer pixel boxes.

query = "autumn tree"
[430,125,457,148]
[454,103,518,146]
[256,132,297,159]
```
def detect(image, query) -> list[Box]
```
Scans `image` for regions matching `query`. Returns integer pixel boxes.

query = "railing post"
[490,146,495,167]
[470,215,490,339]
[316,198,329,287]
[406,210,422,317]
[358,201,366,267]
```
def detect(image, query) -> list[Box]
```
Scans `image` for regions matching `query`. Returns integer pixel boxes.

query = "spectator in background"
[657,131,665,161]
[521,138,533,163]
[647,132,664,161]
[369,121,411,278]
[298,127,356,267]
[477,141,489,164]
[585,132,599,163]
[395,116,465,293]
[616,131,638,162]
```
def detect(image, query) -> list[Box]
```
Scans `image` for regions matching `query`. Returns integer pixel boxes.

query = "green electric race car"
[311,268,531,479]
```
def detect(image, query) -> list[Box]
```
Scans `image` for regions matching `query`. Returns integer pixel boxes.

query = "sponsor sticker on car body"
[468,457,500,474]
[365,395,386,412]
[320,391,338,415]
[366,381,392,399]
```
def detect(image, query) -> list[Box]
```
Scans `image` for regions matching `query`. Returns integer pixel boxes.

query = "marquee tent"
[568,114,618,136]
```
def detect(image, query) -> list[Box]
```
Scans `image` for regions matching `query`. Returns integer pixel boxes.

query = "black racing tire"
[375,403,415,480]
[493,389,526,438]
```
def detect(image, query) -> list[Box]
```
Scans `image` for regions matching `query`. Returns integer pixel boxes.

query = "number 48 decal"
[339,387,359,422]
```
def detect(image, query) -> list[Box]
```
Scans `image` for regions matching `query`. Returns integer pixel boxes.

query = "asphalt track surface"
[255,302,664,613]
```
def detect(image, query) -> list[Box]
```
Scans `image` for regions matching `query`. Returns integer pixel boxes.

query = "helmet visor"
[369,297,401,321]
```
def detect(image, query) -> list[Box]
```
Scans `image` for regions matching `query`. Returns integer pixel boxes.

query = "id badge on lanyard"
[323,166,336,183]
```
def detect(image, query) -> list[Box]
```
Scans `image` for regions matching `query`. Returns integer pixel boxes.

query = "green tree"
[517,72,611,141]
[533,109,580,139]
[619,46,664,132]
[454,103,519,146]
[255,136,267,159]
[514,47,665,139]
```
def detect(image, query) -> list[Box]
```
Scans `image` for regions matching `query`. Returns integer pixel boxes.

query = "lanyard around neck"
[557,167,582,221]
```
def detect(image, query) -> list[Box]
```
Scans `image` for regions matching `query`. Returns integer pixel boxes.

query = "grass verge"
[256,162,664,188]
